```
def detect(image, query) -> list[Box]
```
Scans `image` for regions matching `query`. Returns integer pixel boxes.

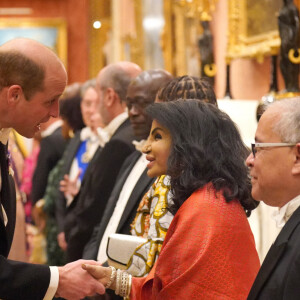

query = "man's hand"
[59,171,81,198]
[56,260,105,300]
[57,232,67,251]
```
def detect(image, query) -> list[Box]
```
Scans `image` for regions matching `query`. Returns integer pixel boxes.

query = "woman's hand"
[82,264,116,290]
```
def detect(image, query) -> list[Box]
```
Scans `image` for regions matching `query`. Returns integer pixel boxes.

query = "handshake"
[55,260,111,300]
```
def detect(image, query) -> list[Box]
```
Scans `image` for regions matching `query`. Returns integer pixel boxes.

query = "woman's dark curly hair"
[146,99,258,217]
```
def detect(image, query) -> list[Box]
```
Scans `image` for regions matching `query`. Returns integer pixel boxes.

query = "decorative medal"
[81,151,90,163]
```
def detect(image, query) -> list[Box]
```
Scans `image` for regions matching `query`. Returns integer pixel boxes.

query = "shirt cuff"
[43,266,59,300]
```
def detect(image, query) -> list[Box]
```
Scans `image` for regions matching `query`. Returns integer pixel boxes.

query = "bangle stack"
[106,267,132,298]
[105,266,116,289]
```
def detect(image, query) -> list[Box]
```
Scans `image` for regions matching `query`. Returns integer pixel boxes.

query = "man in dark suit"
[83,70,173,263]
[246,97,300,300]
[64,62,142,262]
[0,38,105,300]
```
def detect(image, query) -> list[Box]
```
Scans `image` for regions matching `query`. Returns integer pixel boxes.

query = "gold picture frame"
[226,0,282,63]
[0,18,67,67]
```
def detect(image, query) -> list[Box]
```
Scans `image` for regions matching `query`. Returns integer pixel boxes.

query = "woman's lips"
[147,161,155,169]
[146,155,155,169]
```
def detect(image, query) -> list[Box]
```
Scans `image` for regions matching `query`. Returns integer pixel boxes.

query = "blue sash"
[75,140,89,181]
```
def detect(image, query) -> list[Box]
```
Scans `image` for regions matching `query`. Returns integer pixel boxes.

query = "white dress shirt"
[103,111,128,139]
[97,149,148,263]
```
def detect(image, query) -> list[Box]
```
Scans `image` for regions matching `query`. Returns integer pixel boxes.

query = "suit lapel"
[94,152,142,246]
[248,205,300,300]
[0,142,16,257]
[64,133,82,172]
[248,242,287,299]
[0,143,6,228]
[117,169,154,231]
[80,146,102,186]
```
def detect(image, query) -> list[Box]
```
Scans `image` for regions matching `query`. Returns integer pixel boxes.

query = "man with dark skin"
[82,69,172,300]
[83,69,172,266]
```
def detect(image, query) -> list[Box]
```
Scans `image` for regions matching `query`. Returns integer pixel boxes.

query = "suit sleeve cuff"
[43,266,59,300]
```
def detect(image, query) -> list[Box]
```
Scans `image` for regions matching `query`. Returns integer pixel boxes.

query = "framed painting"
[0,18,67,67]
[226,0,282,62]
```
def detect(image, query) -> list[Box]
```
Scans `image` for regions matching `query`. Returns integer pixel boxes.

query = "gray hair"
[80,78,96,97]
[270,97,300,143]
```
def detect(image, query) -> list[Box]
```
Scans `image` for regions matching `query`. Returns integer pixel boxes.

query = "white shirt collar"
[0,128,11,145]
[132,139,146,152]
[103,111,128,139]
[272,195,300,228]
[80,126,110,148]
[41,120,63,138]
[80,127,97,142]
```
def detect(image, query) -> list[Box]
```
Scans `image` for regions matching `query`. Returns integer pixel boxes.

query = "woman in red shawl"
[83,99,260,299]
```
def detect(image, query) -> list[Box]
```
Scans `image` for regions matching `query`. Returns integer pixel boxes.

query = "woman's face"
[142,120,172,178]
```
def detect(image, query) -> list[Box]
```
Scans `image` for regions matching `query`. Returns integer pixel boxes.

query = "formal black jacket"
[0,142,50,300]
[64,118,138,262]
[32,126,66,205]
[248,204,300,300]
[83,150,155,260]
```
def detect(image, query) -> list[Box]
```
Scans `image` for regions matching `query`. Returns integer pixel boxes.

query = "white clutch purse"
[106,233,147,270]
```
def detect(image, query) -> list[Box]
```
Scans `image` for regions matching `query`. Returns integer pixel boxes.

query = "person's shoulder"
[112,119,137,142]
[180,183,244,219]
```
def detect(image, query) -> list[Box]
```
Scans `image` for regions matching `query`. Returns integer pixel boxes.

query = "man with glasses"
[247,97,300,299]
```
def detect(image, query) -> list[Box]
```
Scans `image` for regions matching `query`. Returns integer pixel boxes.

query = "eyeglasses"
[251,143,296,158]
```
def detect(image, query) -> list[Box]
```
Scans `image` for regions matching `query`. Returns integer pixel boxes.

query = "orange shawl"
[130,184,260,299]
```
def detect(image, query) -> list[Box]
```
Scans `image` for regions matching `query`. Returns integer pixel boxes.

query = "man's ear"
[105,87,116,107]
[292,143,300,175]
[7,85,23,106]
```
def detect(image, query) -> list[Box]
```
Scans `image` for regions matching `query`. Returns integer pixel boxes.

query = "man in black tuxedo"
[246,97,300,300]
[0,38,105,300]
[83,70,172,262]
[64,62,142,262]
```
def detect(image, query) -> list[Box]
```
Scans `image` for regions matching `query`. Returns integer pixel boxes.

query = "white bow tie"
[96,128,110,148]
[132,140,146,152]
[272,195,300,228]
